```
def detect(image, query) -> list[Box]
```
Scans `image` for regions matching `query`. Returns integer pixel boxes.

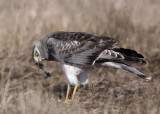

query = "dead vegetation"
[0,0,160,113]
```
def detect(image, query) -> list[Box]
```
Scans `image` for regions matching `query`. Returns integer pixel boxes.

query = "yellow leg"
[71,86,77,101]
[65,85,78,102]
[65,85,70,103]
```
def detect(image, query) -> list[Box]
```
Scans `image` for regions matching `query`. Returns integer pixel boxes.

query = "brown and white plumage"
[32,32,152,102]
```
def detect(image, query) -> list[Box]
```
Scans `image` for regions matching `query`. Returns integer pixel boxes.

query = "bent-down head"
[32,41,51,77]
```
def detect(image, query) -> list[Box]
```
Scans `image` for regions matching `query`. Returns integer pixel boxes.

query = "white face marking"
[33,46,41,63]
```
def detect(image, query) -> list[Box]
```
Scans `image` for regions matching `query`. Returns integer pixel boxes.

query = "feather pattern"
[33,31,152,86]
[46,32,117,65]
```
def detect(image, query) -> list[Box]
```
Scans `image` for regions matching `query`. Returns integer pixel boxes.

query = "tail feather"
[96,56,147,65]
[102,62,152,81]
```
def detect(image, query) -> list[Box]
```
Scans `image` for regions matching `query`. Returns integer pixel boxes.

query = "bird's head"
[32,41,51,77]
[32,42,47,63]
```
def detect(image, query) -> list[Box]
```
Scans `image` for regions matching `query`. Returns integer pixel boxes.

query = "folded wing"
[46,32,117,65]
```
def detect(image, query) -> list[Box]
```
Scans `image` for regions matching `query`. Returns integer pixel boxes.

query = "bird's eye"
[35,52,39,56]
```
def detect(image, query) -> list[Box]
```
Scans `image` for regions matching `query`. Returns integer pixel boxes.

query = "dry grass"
[0,0,160,113]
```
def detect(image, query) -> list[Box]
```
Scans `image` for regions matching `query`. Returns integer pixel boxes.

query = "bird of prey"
[32,32,152,102]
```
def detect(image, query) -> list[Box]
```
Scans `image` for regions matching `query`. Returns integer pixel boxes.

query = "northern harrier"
[32,32,152,102]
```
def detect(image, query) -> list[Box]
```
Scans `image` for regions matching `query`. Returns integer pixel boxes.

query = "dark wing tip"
[113,48,144,58]
[124,56,147,64]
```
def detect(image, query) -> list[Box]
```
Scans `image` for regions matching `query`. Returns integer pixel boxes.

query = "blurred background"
[0,0,160,113]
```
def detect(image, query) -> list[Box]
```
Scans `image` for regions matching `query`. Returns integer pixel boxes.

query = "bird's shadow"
[52,83,77,101]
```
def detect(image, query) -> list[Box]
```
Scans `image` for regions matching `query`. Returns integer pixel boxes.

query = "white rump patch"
[99,49,124,59]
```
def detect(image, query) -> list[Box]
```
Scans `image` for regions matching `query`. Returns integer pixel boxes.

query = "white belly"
[62,64,89,86]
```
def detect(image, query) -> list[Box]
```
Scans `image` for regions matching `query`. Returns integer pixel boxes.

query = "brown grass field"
[0,0,160,113]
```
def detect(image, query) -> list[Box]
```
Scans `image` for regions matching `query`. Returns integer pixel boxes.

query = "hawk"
[32,32,152,102]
